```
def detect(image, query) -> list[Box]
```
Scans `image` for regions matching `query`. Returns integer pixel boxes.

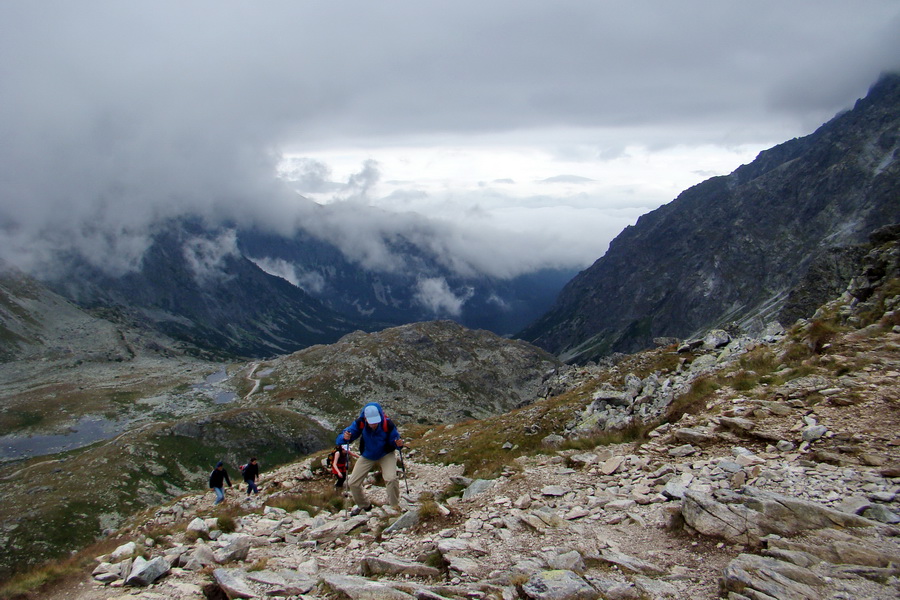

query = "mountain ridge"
[519,72,900,363]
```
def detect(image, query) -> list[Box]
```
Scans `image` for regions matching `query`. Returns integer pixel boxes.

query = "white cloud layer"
[1,1,898,280]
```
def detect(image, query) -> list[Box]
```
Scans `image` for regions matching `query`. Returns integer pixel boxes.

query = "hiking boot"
[350,504,373,516]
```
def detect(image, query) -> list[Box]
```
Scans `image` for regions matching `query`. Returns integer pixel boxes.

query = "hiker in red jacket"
[330,444,356,489]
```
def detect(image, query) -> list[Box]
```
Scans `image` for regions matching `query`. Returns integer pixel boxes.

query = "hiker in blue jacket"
[337,402,403,512]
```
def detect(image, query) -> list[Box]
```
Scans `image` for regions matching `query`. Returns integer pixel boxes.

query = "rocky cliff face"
[520,73,900,363]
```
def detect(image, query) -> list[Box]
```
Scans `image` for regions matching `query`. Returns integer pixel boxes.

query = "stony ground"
[34,323,900,600]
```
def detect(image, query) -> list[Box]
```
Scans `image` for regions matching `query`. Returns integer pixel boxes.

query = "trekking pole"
[398,447,410,495]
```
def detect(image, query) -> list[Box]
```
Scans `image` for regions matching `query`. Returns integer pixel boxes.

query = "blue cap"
[364,405,381,424]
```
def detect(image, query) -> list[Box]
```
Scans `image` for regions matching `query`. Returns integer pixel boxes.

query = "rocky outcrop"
[265,320,562,425]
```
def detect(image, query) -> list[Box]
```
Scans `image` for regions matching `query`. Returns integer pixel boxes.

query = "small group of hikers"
[208,457,259,505]
[208,402,404,512]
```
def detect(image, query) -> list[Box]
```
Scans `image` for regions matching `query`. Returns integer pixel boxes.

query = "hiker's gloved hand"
[395,438,404,448]
[343,430,351,441]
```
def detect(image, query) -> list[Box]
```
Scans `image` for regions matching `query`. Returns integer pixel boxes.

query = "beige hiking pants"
[347,452,399,508]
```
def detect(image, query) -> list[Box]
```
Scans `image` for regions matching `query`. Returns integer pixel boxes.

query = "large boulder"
[213,568,256,599]
[681,487,890,546]
[359,553,441,578]
[721,553,824,600]
[521,569,599,600]
[320,573,415,599]
[125,555,169,586]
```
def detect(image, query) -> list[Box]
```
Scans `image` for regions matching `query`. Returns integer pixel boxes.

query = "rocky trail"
[26,236,900,599]
[38,325,900,600]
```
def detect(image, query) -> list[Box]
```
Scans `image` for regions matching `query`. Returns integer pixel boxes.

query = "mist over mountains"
[7,75,899,361]
[28,211,576,358]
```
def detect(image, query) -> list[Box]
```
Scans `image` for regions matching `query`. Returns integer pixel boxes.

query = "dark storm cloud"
[1,1,898,277]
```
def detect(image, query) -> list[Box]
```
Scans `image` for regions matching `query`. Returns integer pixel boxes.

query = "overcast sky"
[1,1,899,280]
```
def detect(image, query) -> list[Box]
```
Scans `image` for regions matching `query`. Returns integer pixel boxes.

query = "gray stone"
[445,554,487,577]
[601,455,625,475]
[605,499,636,511]
[662,478,689,500]
[110,541,137,562]
[92,560,130,583]
[213,568,256,599]
[765,534,900,568]
[689,354,718,372]
[383,510,420,534]
[861,504,900,524]
[125,555,169,586]
[703,329,731,349]
[668,444,697,458]
[246,569,316,595]
[359,553,441,578]
[462,478,496,499]
[214,535,251,564]
[320,573,416,599]
[594,549,666,576]
[633,575,680,599]
[721,554,823,600]
[776,440,796,452]
[437,538,482,556]
[568,453,598,467]
[838,495,872,515]
[186,517,209,535]
[188,543,217,568]
[521,569,599,600]
[546,550,585,573]
[868,491,897,503]
[718,417,756,432]
[592,389,632,407]
[674,428,715,444]
[801,425,828,442]
[542,485,568,497]
[594,581,641,600]
[682,488,886,546]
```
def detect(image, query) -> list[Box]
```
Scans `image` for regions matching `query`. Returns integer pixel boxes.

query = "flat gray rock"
[462,478,496,499]
[522,569,599,600]
[213,568,256,599]
[359,553,441,578]
[125,555,169,586]
[320,573,416,599]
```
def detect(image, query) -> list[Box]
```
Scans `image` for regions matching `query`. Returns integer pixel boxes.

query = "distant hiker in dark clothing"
[337,402,403,512]
[330,444,356,489]
[241,457,260,496]
[209,461,232,505]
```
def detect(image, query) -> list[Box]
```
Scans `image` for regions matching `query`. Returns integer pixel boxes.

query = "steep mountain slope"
[0,263,144,363]
[520,73,900,363]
